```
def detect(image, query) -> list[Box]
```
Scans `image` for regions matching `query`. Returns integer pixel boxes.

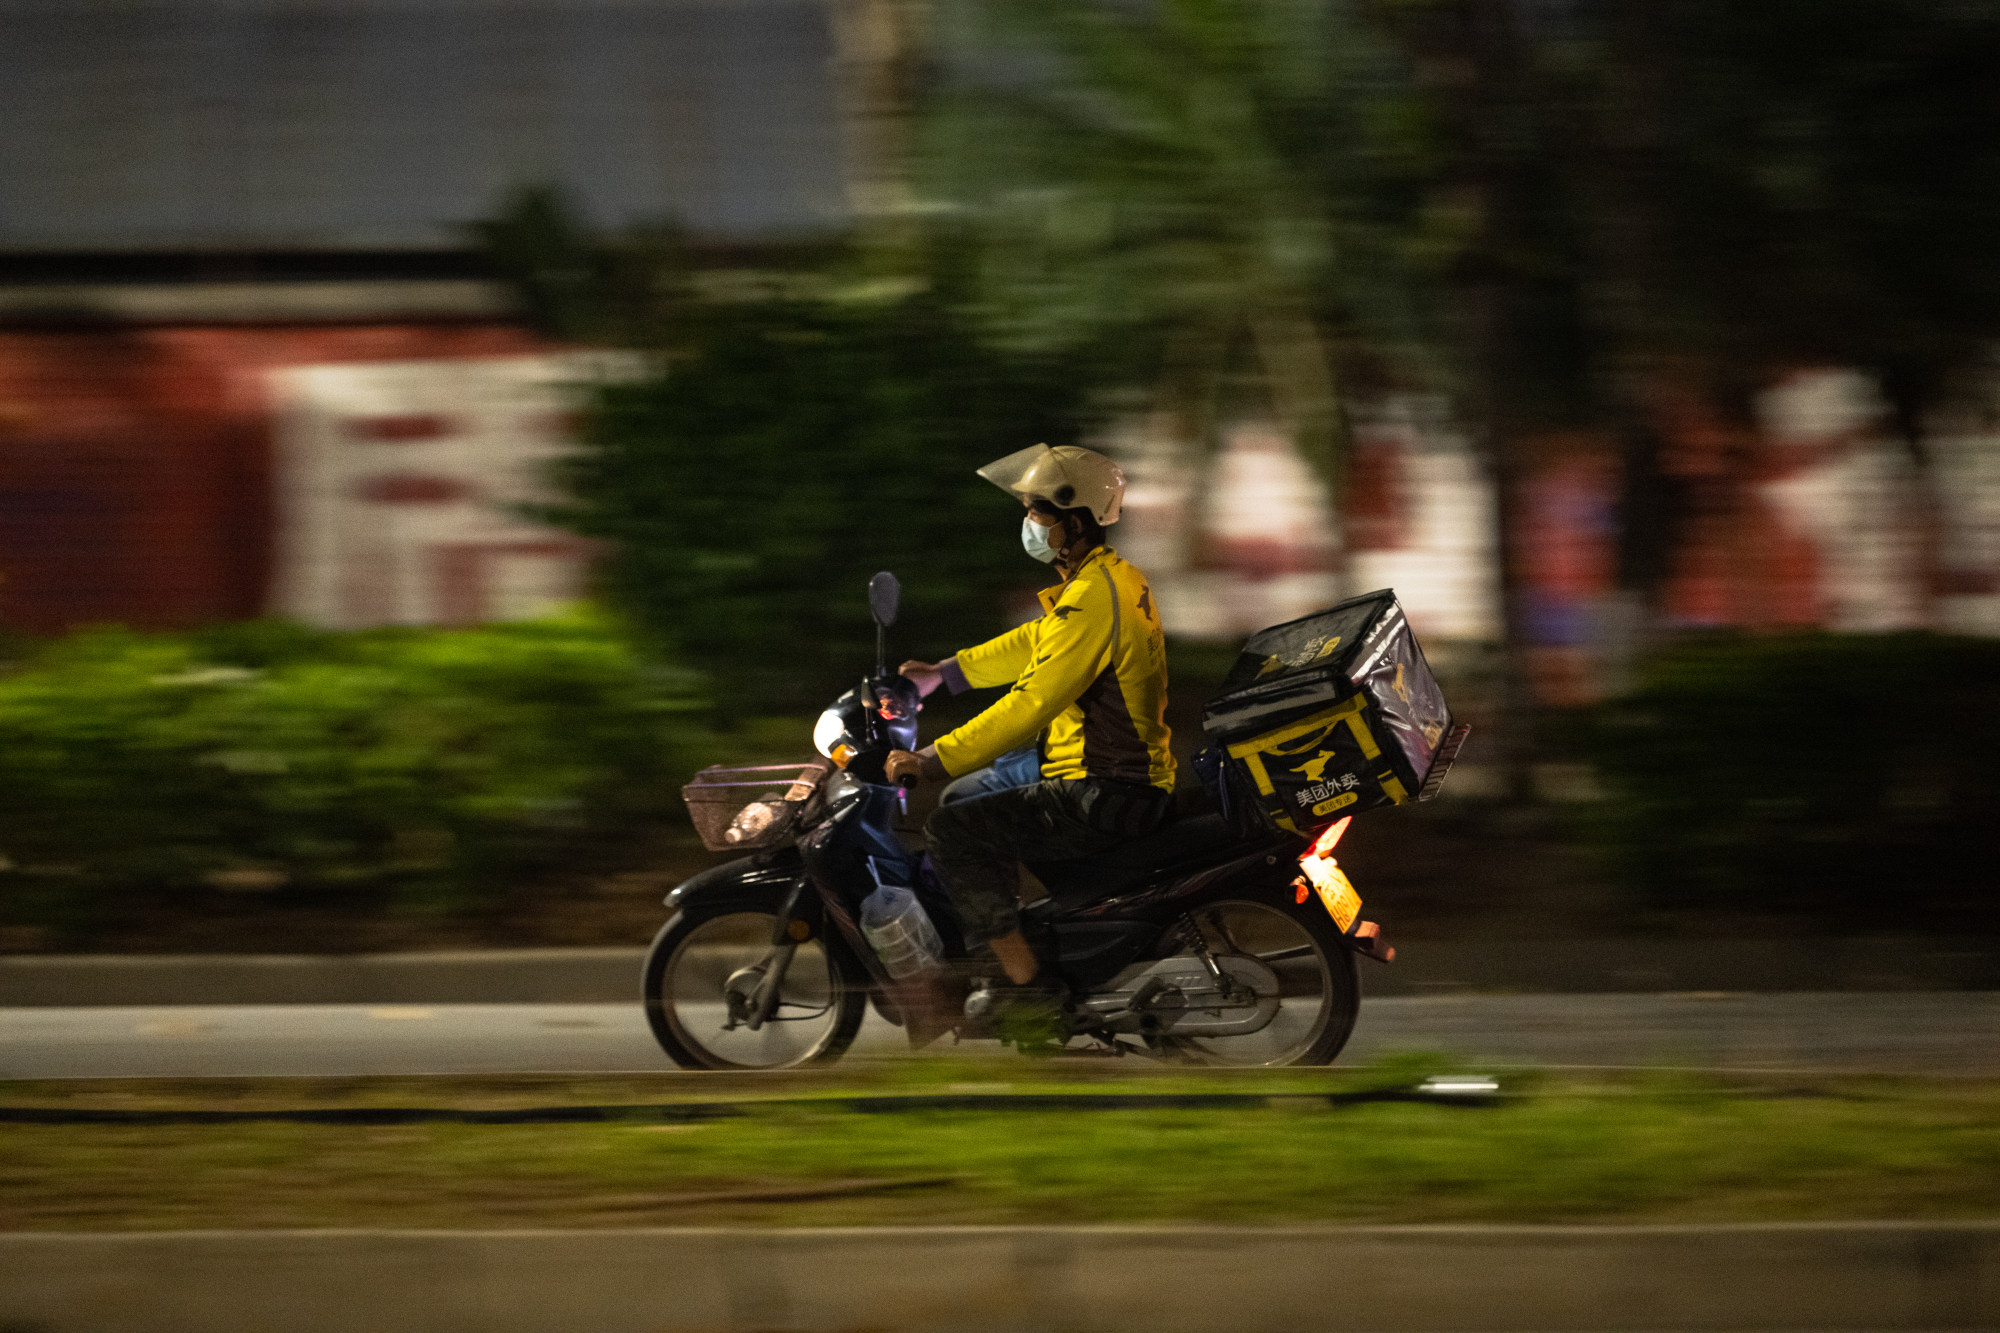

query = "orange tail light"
[1307,816,1352,860]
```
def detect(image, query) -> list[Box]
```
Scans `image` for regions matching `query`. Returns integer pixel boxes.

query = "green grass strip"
[3,1062,1996,1231]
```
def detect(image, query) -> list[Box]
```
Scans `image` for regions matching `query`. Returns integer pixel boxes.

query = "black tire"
[642,905,869,1070]
[1159,889,1363,1067]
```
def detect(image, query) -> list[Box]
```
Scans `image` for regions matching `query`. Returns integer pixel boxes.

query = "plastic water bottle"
[860,861,944,979]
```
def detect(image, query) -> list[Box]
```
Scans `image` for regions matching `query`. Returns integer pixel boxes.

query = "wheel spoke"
[656,912,849,1069]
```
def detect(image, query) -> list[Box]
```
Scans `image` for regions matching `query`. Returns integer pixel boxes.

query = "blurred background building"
[0,0,1994,940]
[2,0,1998,687]
[0,0,842,632]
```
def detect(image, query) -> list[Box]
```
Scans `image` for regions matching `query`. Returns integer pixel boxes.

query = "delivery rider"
[886,444,1175,1001]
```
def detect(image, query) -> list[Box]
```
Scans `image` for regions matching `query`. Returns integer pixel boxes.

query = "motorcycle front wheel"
[1161,895,1362,1067]
[643,907,868,1069]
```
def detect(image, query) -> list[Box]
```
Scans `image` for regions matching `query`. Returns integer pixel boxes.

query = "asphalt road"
[4,992,1997,1078]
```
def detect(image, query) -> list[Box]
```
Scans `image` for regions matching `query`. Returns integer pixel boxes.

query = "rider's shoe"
[963,974,1071,1051]
[890,967,966,1050]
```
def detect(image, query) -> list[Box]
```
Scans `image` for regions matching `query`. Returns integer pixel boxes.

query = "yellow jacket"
[934,547,1175,790]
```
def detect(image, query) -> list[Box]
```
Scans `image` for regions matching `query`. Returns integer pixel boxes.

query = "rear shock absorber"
[1177,912,1247,1003]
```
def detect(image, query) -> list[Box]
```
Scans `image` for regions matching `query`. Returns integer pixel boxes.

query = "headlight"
[812,708,849,759]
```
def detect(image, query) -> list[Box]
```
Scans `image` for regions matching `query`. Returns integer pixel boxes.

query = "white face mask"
[1021,514,1060,563]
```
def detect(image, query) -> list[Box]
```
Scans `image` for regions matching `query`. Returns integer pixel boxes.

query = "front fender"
[662,850,809,915]
[661,853,872,984]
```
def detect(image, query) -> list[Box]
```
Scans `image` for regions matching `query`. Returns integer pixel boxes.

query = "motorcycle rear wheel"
[1160,895,1361,1067]
[643,908,868,1070]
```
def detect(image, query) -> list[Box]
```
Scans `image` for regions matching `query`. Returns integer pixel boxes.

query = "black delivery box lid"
[1200,589,1468,836]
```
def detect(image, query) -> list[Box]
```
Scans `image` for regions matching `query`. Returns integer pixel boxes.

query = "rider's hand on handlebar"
[899,659,946,698]
[885,750,926,786]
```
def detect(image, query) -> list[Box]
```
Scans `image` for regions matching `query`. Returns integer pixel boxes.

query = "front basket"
[681,761,829,852]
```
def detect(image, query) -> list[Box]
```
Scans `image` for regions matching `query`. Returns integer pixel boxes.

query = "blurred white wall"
[1934,430,2000,637]
[1347,398,1502,642]
[268,353,627,627]
[1108,399,1501,644]
[1117,367,2000,652]
[1757,368,1928,633]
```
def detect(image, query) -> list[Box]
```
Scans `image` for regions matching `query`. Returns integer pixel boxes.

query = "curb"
[2,1222,1995,1332]
[4,937,1999,1007]
[0,948,643,1007]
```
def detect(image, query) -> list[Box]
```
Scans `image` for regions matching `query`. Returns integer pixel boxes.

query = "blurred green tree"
[1349,0,2000,789]
[921,0,1450,518]
[546,288,1095,710]
[1599,0,2000,619]
[484,0,2000,763]
[1608,0,2000,404]
[470,186,697,349]
[478,190,1098,711]
[1368,0,2000,532]
[918,0,1579,789]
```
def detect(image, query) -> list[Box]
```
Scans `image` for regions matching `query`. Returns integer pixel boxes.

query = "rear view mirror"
[868,571,900,628]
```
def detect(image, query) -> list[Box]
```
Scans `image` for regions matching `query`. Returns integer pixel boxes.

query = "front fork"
[724,879,814,1032]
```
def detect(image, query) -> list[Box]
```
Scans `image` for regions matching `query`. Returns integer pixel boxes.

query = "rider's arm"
[901,618,1037,699]
[931,577,1113,778]
[946,620,1038,694]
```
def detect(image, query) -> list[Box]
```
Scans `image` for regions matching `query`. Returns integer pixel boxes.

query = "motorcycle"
[642,572,1395,1069]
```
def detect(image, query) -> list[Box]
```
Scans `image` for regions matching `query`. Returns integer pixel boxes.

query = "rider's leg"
[936,746,1041,807]
[989,746,1042,789]
[925,777,1170,983]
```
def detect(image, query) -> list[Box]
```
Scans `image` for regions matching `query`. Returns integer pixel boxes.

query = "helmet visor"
[975,443,1055,506]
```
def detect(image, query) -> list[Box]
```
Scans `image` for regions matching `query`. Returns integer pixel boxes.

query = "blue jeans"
[938,746,1040,806]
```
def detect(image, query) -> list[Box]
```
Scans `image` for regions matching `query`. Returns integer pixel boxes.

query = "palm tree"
[918,0,1440,545]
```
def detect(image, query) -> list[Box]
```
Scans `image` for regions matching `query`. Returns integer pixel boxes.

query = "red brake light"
[1308,816,1352,859]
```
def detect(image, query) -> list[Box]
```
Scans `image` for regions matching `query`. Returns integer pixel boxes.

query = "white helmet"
[976,443,1125,525]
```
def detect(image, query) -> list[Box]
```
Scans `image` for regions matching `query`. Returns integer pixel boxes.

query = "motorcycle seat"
[1028,811,1268,905]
